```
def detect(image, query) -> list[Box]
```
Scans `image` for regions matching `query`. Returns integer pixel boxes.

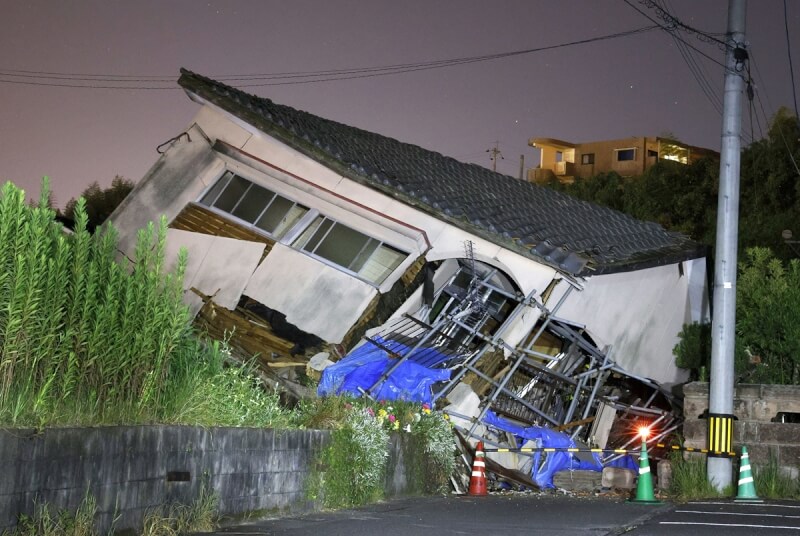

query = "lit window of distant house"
[659,142,689,164]
[615,148,636,161]
[581,153,595,165]
[293,216,406,284]
[200,171,309,239]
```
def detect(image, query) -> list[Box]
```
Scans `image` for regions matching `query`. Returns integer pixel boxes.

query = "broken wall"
[550,259,709,386]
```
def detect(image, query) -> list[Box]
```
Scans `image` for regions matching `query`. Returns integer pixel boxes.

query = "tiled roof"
[178,68,706,276]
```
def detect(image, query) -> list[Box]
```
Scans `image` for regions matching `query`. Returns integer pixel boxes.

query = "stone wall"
[0,426,425,534]
[683,382,800,475]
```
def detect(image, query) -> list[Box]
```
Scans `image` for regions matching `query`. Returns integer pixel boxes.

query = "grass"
[4,496,99,536]
[754,452,800,500]
[668,452,726,501]
[667,449,800,501]
[0,180,291,430]
[2,488,218,536]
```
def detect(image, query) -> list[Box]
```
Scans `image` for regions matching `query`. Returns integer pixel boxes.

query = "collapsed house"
[109,69,710,485]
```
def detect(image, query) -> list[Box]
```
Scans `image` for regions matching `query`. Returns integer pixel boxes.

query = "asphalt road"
[625,499,800,535]
[195,494,800,536]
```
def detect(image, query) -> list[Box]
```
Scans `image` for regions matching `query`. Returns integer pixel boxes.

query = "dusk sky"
[1,1,797,208]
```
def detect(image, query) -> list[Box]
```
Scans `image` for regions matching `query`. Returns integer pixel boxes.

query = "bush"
[673,248,800,385]
[303,397,456,507]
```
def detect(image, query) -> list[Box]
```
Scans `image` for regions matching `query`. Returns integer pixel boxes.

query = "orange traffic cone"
[468,441,488,496]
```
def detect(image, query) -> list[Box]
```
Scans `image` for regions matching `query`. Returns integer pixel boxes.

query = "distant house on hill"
[109,69,708,406]
[528,136,719,184]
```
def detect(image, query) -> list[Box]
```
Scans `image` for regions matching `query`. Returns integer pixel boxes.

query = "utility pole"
[518,154,525,180]
[708,0,747,491]
[486,141,504,172]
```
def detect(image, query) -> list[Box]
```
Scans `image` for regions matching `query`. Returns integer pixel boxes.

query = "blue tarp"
[482,410,637,488]
[318,338,451,404]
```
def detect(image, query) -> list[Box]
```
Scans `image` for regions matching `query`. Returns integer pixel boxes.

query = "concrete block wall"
[0,425,423,534]
[682,382,800,474]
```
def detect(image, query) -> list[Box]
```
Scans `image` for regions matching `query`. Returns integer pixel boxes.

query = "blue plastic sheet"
[318,338,451,404]
[482,410,636,488]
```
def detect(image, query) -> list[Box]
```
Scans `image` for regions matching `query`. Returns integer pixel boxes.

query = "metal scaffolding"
[361,252,681,465]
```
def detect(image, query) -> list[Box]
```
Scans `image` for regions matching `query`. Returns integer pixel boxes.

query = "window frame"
[614,148,637,162]
[292,214,407,285]
[198,170,310,241]
[580,153,595,165]
[197,169,409,286]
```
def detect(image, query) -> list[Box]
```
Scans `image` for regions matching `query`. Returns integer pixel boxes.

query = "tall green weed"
[0,180,289,428]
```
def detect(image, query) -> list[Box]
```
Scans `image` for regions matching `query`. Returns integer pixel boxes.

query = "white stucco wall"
[110,124,226,254]
[163,229,265,316]
[244,245,378,343]
[552,260,709,386]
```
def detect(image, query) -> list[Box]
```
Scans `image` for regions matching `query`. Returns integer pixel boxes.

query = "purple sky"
[1,1,797,208]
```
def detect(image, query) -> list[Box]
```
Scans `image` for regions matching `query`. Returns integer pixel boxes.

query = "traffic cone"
[468,441,488,496]
[628,439,661,504]
[735,446,763,502]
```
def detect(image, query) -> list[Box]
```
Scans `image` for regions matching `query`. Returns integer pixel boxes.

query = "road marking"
[676,510,800,519]
[660,521,800,530]
[690,501,800,510]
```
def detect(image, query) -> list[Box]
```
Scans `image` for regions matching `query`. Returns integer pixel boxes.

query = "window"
[293,216,406,284]
[615,148,636,161]
[200,171,309,240]
[581,153,595,165]
[200,170,409,285]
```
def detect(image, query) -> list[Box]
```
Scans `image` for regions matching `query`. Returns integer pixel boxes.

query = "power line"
[0,25,660,90]
[636,0,729,48]
[659,0,723,115]
[621,0,730,70]
[784,0,799,116]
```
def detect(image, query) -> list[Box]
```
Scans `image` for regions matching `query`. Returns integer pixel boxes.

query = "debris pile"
[318,254,681,491]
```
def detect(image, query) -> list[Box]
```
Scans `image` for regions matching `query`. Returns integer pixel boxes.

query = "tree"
[64,176,134,232]
[736,248,800,384]
[739,107,800,258]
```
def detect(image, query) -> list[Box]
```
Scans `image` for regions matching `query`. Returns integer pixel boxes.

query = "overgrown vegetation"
[753,451,800,499]
[63,176,134,232]
[301,397,456,508]
[668,450,800,501]
[0,180,289,428]
[1,487,217,536]
[668,452,725,501]
[672,248,800,384]
[545,108,800,259]
[542,110,800,385]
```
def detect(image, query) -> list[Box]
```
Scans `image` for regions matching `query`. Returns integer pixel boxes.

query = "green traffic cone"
[735,446,763,502]
[628,438,662,504]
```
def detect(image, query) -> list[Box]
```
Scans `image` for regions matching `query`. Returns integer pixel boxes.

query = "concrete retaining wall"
[0,426,425,534]
[683,382,800,475]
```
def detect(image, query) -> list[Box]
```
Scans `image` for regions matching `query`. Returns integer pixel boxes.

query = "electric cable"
[0,25,659,89]
[783,0,799,116]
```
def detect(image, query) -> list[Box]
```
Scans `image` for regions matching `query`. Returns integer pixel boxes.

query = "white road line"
[660,521,800,530]
[690,501,800,510]
[676,510,800,519]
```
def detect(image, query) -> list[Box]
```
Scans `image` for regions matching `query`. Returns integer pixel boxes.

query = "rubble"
[318,249,683,491]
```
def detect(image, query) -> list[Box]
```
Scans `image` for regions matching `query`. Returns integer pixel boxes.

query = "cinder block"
[681,420,706,443]
[553,470,601,491]
[757,423,800,444]
[779,445,800,467]
[601,467,636,490]
[656,459,672,490]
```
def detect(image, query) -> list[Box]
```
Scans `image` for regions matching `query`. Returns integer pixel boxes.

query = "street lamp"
[782,229,800,257]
